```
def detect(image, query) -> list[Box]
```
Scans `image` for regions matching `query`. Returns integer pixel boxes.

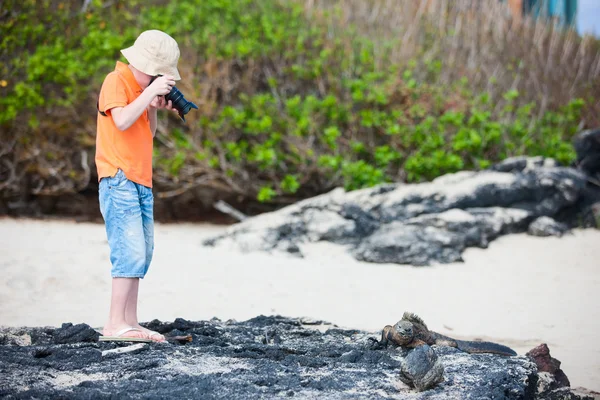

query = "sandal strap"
[114,327,143,337]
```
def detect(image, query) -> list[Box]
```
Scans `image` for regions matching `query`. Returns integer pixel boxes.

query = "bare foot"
[102,325,148,339]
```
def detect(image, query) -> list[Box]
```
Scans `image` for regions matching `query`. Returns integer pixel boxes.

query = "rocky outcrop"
[204,157,593,265]
[0,317,593,399]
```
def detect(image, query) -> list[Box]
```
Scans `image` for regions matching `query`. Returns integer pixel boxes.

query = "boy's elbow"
[110,108,128,131]
[114,120,128,131]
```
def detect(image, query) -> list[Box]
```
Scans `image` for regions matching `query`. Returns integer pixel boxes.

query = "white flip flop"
[99,327,152,342]
[146,330,168,343]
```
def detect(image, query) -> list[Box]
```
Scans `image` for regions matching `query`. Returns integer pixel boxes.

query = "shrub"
[0,0,598,217]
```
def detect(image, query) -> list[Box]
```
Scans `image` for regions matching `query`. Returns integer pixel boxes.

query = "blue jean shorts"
[98,169,154,279]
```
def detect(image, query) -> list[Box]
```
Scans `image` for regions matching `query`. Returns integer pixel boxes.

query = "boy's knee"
[110,228,148,278]
[111,251,147,278]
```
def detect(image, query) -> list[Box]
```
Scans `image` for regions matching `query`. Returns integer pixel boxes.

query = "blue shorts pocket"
[105,169,129,190]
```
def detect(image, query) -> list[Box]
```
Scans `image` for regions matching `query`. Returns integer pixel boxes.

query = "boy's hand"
[148,75,176,96]
[149,95,176,112]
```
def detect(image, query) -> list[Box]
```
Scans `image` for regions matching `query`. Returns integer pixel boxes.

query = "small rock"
[0,331,32,346]
[399,345,444,392]
[340,349,363,363]
[53,323,100,344]
[528,217,569,237]
[526,343,570,388]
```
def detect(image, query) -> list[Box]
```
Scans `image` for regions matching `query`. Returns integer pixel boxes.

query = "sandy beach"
[0,217,598,392]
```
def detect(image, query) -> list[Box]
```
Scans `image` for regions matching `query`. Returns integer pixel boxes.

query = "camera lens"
[165,86,198,122]
[149,75,198,122]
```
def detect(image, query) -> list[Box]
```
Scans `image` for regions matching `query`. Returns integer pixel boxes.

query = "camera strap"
[97,99,107,117]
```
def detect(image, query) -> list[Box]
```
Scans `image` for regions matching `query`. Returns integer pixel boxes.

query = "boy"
[95,30,180,342]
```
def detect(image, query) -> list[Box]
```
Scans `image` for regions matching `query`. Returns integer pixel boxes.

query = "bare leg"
[99,173,152,340]
[125,279,165,342]
[127,184,165,342]
[103,278,147,339]
[124,278,140,327]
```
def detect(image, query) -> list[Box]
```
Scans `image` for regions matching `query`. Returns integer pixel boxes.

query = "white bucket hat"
[120,30,181,80]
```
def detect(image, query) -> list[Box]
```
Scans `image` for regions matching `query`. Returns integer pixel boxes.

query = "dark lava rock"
[573,128,600,178]
[527,343,570,388]
[490,155,559,173]
[523,343,598,400]
[528,216,570,237]
[0,317,593,399]
[53,323,100,344]
[0,329,32,346]
[536,387,598,400]
[354,223,466,265]
[557,128,600,229]
[204,157,591,265]
[399,345,444,391]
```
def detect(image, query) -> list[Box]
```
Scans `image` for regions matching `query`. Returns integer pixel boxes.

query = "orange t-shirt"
[95,61,153,188]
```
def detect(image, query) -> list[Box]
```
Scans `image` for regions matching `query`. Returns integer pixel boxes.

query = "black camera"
[149,74,198,122]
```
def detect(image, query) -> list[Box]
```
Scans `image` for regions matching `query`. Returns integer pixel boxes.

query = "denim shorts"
[98,169,154,279]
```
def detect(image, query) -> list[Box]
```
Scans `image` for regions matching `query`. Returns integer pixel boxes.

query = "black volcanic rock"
[399,345,444,391]
[0,317,593,399]
[528,216,570,237]
[204,157,591,265]
[53,323,100,344]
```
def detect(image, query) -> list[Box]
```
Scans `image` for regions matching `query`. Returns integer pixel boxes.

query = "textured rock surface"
[573,129,600,179]
[398,345,444,392]
[528,216,570,237]
[527,343,571,388]
[52,322,100,344]
[1,317,593,399]
[205,158,590,265]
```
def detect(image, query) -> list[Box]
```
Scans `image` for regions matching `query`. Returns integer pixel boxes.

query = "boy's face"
[138,73,153,89]
[128,64,153,88]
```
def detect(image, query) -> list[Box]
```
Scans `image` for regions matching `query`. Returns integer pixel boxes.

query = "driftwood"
[213,200,248,221]
[166,334,193,344]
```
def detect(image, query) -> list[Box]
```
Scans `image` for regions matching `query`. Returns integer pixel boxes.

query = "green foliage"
[0,0,594,208]
[257,185,276,202]
[280,174,300,194]
[341,160,386,191]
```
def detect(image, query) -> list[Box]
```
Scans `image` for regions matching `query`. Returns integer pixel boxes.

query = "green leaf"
[257,185,276,202]
[280,174,300,194]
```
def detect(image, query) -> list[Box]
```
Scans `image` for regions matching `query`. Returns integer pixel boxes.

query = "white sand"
[0,217,598,391]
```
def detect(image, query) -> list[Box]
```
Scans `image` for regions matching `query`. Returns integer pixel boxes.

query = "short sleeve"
[98,72,128,114]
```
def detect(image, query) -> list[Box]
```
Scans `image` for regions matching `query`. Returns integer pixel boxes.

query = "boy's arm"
[148,96,176,137]
[110,90,156,132]
[110,75,175,132]
[148,106,158,137]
